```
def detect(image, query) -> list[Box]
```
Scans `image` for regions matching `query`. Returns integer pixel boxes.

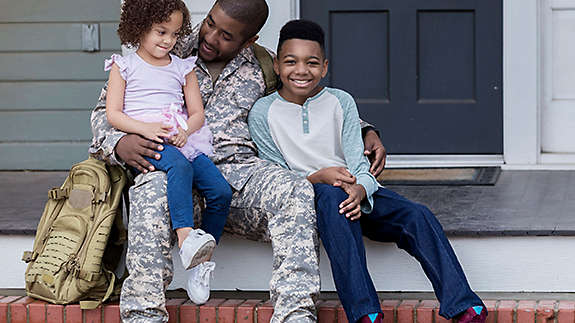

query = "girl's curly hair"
[117,0,192,47]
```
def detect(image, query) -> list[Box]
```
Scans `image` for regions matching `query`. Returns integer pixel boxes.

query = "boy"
[248,19,487,323]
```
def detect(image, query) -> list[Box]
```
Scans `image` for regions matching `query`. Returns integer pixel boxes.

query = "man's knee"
[130,171,167,197]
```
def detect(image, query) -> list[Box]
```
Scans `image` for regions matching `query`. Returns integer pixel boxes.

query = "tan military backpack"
[22,158,127,309]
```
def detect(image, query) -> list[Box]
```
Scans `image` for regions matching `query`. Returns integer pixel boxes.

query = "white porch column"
[503,0,540,166]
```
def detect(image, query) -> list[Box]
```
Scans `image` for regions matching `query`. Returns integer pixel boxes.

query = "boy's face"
[274,38,328,105]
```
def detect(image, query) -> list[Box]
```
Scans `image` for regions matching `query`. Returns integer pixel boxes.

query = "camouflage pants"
[120,163,320,323]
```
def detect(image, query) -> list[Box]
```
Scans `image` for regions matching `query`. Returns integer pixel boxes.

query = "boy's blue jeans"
[313,183,484,323]
[143,145,232,242]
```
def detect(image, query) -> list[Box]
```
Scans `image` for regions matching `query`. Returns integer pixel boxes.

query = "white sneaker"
[186,261,215,305]
[179,229,216,270]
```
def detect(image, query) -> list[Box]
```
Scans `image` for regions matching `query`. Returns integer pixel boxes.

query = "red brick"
[10,296,35,323]
[557,301,575,323]
[85,306,102,323]
[318,300,338,323]
[256,300,274,323]
[397,300,418,323]
[166,298,186,323]
[428,300,450,323]
[517,300,536,323]
[381,300,398,323]
[218,299,244,323]
[28,300,47,323]
[0,296,22,323]
[497,300,516,323]
[199,298,225,323]
[179,301,198,323]
[416,300,435,323]
[484,300,497,323]
[337,302,348,323]
[47,304,64,323]
[536,300,556,323]
[236,299,260,323]
[65,304,82,323]
[103,302,121,323]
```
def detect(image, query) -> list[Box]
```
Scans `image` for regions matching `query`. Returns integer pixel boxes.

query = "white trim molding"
[385,155,504,168]
[503,0,540,166]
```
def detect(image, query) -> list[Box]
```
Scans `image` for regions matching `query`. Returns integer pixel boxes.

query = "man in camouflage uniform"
[90,1,386,322]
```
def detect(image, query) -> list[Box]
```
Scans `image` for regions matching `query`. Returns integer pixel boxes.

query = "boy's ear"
[241,35,259,50]
[273,57,280,75]
[321,59,329,78]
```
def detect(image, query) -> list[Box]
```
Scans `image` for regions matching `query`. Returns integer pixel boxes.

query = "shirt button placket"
[302,104,310,134]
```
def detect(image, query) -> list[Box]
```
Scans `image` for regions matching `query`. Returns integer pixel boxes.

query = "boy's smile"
[274,38,328,105]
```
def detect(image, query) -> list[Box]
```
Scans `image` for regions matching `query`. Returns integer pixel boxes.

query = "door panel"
[301,0,503,154]
[541,1,575,153]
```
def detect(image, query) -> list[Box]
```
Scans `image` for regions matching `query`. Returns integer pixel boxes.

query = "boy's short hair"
[277,19,325,56]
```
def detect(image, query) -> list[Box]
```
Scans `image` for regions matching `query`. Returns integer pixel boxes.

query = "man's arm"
[359,119,387,177]
[89,83,127,166]
[89,83,163,173]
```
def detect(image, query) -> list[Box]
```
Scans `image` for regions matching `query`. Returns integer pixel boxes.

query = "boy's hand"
[338,183,366,220]
[141,122,172,143]
[169,126,188,148]
[307,167,356,186]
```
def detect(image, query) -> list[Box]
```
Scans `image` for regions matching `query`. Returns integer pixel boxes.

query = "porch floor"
[2,170,575,236]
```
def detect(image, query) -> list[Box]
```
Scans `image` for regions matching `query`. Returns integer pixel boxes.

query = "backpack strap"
[253,43,278,96]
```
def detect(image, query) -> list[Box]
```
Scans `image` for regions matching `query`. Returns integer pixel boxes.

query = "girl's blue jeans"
[313,183,484,323]
[142,145,232,243]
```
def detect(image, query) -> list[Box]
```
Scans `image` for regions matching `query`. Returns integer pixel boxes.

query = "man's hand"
[363,129,386,178]
[169,126,188,148]
[116,134,163,173]
[338,183,366,221]
[307,167,356,186]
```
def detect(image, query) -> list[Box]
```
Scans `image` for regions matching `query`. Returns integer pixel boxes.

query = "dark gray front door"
[301,0,502,154]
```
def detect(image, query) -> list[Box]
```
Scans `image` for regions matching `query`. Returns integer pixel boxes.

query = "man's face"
[198,4,252,63]
[274,38,328,105]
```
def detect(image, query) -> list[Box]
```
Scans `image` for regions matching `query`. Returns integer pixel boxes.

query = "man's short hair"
[277,19,325,56]
[216,0,269,39]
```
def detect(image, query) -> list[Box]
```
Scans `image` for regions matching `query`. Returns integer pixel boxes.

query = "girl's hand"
[169,126,188,148]
[338,183,366,220]
[307,167,356,186]
[141,122,172,143]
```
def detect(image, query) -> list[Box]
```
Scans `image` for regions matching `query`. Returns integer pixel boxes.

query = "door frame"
[538,0,575,166]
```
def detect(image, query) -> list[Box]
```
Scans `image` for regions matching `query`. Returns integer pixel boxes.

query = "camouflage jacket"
[90,24,376,190]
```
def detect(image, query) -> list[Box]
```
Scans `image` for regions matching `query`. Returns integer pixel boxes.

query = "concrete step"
[1,295,573,323]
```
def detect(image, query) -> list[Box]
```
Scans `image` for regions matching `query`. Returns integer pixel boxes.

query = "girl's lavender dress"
[105,52,213,161]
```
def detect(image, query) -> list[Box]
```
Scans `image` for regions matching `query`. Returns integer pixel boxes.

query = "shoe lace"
[197,262,215,287]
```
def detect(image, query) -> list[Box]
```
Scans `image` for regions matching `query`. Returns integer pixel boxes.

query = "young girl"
[104,0,232,304]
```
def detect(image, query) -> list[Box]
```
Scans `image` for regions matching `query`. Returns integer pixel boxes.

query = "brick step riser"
[0,296,572,323]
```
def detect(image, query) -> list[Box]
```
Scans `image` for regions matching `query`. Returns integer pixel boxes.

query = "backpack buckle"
[48,188,68,200]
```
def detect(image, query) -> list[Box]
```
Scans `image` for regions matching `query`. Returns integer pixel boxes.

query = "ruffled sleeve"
[180,56,198,86]
[104,54,128,80]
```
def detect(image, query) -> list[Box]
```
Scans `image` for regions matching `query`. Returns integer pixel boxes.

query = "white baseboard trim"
[385,155,504,168]
[539,153,575,166]
[5,235,575,292]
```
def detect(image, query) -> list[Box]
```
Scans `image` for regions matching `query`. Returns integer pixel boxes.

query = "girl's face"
[137,10,183,65]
